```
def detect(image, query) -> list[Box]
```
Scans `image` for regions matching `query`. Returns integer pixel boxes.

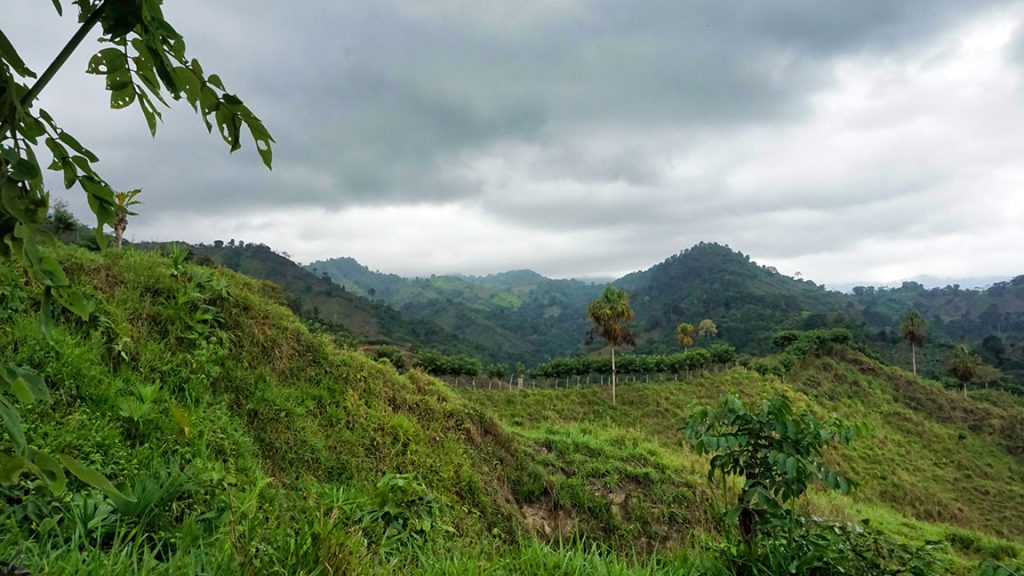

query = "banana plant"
[112,188,142,249]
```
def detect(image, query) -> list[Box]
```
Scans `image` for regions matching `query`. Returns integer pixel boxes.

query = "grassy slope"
[460,353,1024,570]
[0,247,525,574]
[2,246,1022,575]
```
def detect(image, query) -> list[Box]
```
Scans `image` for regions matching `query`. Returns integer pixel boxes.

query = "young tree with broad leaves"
[0,0,272,497]
[684,394,856,553]
[899,309,927,376]
[587,286,635,405]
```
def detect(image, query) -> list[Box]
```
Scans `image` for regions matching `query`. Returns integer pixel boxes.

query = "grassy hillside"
[0,246,526,573]
[461,351,1024,571]
[3,245,1022,575]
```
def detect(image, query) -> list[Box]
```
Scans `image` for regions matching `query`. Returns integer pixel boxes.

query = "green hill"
[229,243,1024,391]
[309,256,602,364]
[617,242,850,354]
[2,245,1022,574]
[186,243,489,358]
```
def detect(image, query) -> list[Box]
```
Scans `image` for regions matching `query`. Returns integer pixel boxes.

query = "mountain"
[215,242,1024,389]
[308,256,603,364]
[617,242,850,354]
[184,243,490,358]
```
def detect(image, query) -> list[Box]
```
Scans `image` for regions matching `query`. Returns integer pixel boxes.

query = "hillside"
[316,243,1024,390]
[185,243,490,358]
[461,350,1024,568]
[617,243,851,354]
[1,245,1022,574]
[309,256,602,364]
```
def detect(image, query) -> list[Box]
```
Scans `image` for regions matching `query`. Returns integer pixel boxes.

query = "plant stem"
[0,1,109,134]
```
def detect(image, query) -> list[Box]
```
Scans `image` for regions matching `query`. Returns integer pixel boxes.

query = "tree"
[0,1,271,499]
[899,309,926,376]
[698,318,718,339]
[46,199,80,237]
[587,286,635,404]
[112,188,142,249]
[684,394,856,552]
[949,344,980,397]
[676,322,695,350]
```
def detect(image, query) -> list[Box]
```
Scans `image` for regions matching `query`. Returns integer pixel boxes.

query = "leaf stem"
[0,1,109,133]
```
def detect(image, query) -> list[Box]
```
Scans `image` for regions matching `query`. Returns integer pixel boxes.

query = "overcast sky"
[8,1,1024,286]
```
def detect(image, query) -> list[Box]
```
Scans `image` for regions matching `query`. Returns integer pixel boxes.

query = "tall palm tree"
[899,309,927,376]
[587,286,635,405]
[676,322,695,351]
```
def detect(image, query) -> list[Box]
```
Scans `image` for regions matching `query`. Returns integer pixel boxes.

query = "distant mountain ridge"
[184,241,1024,387]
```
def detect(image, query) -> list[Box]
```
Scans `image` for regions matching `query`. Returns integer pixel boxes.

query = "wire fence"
[435,370,709,391]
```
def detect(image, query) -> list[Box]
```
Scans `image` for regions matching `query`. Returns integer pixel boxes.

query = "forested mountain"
[617,242,851,354]
[308,256,603,363]
[193,242,1024,387]
[184,243,490,358]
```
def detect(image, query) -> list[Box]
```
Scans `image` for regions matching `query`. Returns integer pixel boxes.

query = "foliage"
[1,0,272,524]
[587,287,636,350]
[712,516,939,576]
[684,394,856,545]
[900,309,927,348]
[348,473,452,554]
[587,286,636,403]
[112,188,142,249]
[698,318,718,339]
[414,349,483,377]
[530,349,721,379]
[676,322,695,349]
[949,344,981,393]
[371,345,408,371]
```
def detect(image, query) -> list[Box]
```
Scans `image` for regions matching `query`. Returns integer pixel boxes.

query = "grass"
[2,244,1023,575]
[460,356,1024,572]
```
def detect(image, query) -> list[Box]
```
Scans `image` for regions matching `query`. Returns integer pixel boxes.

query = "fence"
[434,370,707,391]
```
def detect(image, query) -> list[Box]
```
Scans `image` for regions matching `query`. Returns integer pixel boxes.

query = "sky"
[7,0,1024,287]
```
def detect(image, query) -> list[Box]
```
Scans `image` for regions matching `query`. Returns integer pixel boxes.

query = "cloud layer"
[8,0,1024,284]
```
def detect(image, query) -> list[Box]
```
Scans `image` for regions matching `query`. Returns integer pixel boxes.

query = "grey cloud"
[20,0,1004,208]
[7,0,1023,282]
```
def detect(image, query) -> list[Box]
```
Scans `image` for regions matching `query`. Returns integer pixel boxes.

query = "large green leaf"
[0,454,28,484]
[0,29,36,78]
[27,447,67,494]
[0,397,27,452]
[60,455,135,504]
[3,365,50,404]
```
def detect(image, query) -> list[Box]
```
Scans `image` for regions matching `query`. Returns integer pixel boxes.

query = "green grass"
[460,357,1024,572]
[2,245,1023,575]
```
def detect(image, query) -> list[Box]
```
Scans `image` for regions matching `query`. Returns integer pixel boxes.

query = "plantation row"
[401,328,857,381]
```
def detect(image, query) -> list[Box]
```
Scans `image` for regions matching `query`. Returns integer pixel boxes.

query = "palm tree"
[676,322,695,351]
[949,344,979,397]
[899,309,926,376]
[587,286,635,405]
